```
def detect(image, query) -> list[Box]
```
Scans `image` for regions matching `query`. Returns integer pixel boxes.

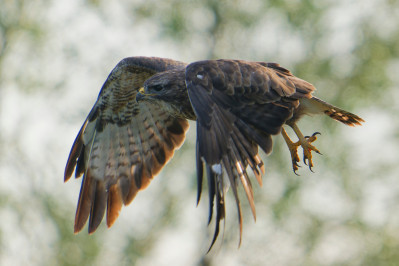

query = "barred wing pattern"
[185,60,315,248]
[65,57,189,233]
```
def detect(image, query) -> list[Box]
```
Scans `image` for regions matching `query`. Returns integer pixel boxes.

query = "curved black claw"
[304,132,321,139]
[293,163,301,176]
[303,158,314,172]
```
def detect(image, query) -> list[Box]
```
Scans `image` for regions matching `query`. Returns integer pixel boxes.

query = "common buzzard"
[65,57,363,249]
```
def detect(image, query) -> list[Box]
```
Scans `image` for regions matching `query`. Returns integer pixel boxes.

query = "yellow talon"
[301,132,322,172]
[282,124,322,173]
[281,128,301,174]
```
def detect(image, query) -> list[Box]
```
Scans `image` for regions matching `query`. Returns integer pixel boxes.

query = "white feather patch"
[211,164,222,175]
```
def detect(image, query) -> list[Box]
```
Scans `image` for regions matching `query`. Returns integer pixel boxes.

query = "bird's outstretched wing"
[185,59,314,248]
[65,57,189,233]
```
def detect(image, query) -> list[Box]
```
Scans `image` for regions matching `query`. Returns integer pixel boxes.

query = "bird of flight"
[65,57,364,250]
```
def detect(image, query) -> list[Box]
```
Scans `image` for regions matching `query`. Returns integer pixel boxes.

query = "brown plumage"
[65,57,189,233]
[65,57,363,250]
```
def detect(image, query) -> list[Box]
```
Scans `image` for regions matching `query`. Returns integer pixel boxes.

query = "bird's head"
[136,70,196,120]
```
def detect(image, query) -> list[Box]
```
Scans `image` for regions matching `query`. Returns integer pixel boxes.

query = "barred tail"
[312,97,364,127]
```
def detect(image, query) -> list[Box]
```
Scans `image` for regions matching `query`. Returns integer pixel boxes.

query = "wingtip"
[253,167,263,187]
[256,175,263,187]
[196,196,201,207]
[88,226,97,235]
[237,218,243,249]
[64,175,71,183]
[106,184,123,229]
[65,120,88,182]
[74,221,84,235]
[64,163,76,183]
[73,169,97,237]
[236,201,243,250]
[73,226,81,235]
[74,223,99,235]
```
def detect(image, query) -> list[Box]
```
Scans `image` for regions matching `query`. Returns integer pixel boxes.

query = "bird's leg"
[281,128,301,174]
[289,123,322,171]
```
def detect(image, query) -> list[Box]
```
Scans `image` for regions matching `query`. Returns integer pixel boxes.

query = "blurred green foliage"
[1,0,399,265]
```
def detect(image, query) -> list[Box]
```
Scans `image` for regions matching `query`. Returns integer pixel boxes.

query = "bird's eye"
[152,85,163,92]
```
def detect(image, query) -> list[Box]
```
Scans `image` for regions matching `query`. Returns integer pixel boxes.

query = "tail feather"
[324,107,364,126]
[311,97,364,126]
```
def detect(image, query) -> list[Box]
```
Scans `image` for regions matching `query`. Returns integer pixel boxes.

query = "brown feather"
[65,120,87,182]
[106,183,123,228]
[88,181,106,234]
[324,108,364,126]
[298,96,364,126]
[124,165,139,205]
[74,169,96,233]
[66,57,189,234]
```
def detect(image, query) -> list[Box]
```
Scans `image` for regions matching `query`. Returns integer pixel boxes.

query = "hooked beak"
[136,87,155,102]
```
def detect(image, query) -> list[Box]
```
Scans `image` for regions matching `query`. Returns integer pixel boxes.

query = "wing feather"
[65,120,87,181]
[88,180,106,233]
[186,59,310,246]
[74,169,96,233]
[106,183,123,228]
[65,57,189,233]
